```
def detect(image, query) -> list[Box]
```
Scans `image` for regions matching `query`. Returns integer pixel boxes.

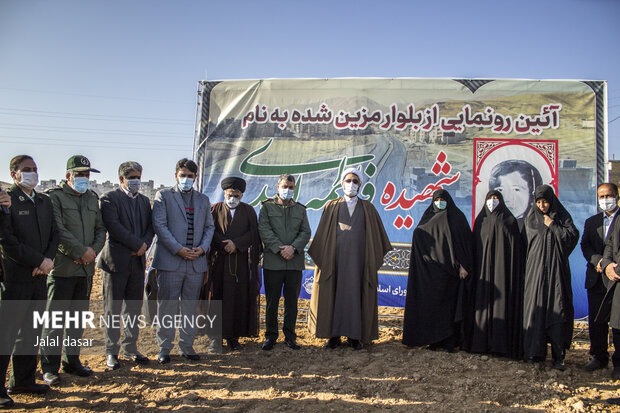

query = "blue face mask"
[178,177,194,192]
[278,187,294,201]
[72,177,89,194]
[434,200,447,210]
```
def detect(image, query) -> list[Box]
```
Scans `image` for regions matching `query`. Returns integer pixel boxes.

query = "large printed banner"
[194,78,607,319]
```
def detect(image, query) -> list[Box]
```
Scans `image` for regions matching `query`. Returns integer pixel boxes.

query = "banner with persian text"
[194,78,607,319]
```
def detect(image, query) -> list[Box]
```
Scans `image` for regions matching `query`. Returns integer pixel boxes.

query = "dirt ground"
[8,270,620,412]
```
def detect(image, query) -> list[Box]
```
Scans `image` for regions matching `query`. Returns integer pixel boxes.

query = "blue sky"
[1,0,618,186]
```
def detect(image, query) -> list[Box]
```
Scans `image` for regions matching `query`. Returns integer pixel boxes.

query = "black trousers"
[101,257,145,356]
[0,278,47,389]
[40,276,90,374]
[611,328,620,367]
[263,269,301,341]
[588,279,610,362]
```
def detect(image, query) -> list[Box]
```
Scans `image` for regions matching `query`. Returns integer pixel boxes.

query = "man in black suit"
[599,183,620,380]
[96,161,154,369]
[581,183,620,372]
[0,155,58,408]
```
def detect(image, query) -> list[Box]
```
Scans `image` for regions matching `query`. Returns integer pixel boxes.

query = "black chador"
[522,185,578,366]
[402,189,473,351]
[464,190,525,359]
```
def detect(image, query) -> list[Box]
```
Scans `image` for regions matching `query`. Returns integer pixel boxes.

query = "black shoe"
[284,337,301,350]
[585,358,607,371]
[62,364,93,377]
[612,367,620,381]
[0,389,14,409]
[347,338,363,351]
[42,372,61,386]
[125,352,149,364]
[553,358,566,371]
[106,355,120,370]
[226,338,244,351]
[8,383,49,395]
[181,353,200,361]
[158,354,171,365]
[262,338,276,351]
[325,337,341,349]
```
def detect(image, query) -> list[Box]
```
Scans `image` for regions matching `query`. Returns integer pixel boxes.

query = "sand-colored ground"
[7,270,620,412]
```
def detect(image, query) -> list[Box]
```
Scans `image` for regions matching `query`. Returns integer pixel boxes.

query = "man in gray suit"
[151,158,214,364]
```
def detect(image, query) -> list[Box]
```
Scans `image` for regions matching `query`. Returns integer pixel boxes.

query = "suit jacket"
[96,188,154,274]
[601,211,620,328]
[151,186,214,273]
[581,211,617,289]
[0,185,58,283]
[0,211,7,281]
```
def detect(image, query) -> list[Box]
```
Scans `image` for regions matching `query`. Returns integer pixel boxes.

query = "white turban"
[340,167,364,184]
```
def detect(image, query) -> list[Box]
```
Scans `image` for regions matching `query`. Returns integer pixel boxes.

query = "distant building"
[139,180,168,202]
[89,180,119,196]
[609,160,620,186]
[34,179,166,202]
[37,179,57,192]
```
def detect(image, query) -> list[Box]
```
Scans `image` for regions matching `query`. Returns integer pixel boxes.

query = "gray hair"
[118,161,143,178]
[277,174,295,186]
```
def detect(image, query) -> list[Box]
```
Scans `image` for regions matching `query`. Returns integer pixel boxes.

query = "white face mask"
[178,177,194,192]
[343,182,359,197]
[225,196,240,209]
[486,198,500,212]
[599,198,618,213]
[434,200,447,210]
[19,171,39,190]
[278,187,294,201]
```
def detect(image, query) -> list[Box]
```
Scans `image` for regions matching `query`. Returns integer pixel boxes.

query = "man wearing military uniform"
[258,174,311,351]
[40,155,107,386]
[0,155,57,408]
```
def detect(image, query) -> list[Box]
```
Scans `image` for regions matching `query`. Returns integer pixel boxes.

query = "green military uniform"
[258,196,311,342]
[0,185,58,390]
[40,180,106,374]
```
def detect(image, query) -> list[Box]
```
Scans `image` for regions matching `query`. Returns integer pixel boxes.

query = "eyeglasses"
[344,179,360,185]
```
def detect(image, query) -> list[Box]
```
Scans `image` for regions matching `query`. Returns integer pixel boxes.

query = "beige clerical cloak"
[307,197,392,344]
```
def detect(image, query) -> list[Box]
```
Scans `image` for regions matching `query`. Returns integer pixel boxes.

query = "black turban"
[221,177,246,193]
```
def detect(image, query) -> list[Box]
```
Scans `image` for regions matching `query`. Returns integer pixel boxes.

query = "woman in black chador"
[463,190,525,359]
[402,189,473,352]
[522,185,578,370]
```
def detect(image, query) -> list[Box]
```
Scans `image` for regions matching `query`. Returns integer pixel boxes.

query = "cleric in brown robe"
[308,167,392,350]
[205,177,261,352]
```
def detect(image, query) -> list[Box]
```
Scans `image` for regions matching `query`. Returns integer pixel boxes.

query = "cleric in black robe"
[402,189,473,351]
[464,190,525,359]
[522,185,578,370]
[205,177,261,351]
